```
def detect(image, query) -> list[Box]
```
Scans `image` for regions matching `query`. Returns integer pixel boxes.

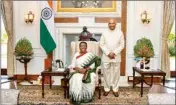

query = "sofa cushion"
[1,89,20,105]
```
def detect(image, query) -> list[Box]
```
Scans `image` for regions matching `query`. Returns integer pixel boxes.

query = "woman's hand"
[79,68,87,74]
[73,67,87,74]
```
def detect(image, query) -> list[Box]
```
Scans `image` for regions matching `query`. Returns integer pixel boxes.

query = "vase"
[142,57,151,69]
[135,57,151,69]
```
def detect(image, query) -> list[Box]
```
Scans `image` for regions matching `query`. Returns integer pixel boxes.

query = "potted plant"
[15,37,34,59]
[133,37,155,69]
[14,37,34,84]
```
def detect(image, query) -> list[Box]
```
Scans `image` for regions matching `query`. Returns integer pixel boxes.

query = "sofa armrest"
[1,89,20,105]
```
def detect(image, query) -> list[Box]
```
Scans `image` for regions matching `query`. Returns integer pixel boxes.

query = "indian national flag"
[40,1,56,54]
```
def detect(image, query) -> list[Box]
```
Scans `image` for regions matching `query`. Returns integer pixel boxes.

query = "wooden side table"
[41,70,69,98]
[132,67,166,97]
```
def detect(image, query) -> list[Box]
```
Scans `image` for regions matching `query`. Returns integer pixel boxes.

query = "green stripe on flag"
[40,19,56,54]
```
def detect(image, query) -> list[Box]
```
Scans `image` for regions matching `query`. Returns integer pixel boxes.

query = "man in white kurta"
[100,19,124,97]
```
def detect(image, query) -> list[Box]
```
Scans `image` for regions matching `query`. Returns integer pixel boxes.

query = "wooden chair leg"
[98,68,101,99]
[67,86,69,99]
[67,78,69,99]
[98,86,101,99]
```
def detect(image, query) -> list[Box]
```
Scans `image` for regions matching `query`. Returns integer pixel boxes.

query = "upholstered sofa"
[147,85,175,104]
[1,89,20,105]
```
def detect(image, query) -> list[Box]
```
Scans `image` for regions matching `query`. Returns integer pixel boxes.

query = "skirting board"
[14,75,52,84]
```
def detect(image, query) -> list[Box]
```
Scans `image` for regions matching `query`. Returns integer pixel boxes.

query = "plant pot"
[135,57,151,69]
[16,56,33,63]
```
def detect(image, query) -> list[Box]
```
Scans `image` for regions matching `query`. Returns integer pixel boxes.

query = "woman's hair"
[79,41,87,47]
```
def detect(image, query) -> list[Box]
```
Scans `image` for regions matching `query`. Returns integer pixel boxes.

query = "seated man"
[68,42,101,105]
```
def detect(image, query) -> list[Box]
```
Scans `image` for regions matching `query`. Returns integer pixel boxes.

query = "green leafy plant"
[168,40,175,57]
[169,45,175,57]
[134,37,155,58]
[168,33,175,41]
[14,37,33,57]
[168,33,175,57]
[1,33,8,43]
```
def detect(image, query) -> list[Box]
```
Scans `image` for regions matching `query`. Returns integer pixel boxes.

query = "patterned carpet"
[18,85,149,105]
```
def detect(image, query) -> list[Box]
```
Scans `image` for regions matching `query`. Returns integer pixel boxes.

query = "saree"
[69,52,101,104]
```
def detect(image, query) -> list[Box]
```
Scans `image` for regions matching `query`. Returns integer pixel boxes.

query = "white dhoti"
[102,62,120,92]
[99,27,125,93]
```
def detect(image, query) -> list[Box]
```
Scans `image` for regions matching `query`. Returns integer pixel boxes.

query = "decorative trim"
[128,76,162,83]
[54,1,121,17]
[95,17,121,23]
[54,17,78,23]
[57,1,116,12]
[55,24,108,28]
[121,1,127,76]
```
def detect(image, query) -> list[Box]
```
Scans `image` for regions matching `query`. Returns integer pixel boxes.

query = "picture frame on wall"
[57,0,116,12]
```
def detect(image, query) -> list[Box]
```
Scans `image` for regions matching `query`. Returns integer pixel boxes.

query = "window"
[168,20,175,72]
[1,16,8,69]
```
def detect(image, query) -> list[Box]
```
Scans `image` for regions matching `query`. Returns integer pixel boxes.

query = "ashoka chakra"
[41,7,52,20]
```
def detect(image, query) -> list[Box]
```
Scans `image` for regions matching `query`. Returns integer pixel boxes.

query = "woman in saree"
[68,42,101,104]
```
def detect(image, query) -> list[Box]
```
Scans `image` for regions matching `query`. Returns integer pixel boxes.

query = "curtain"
[1,1,14,77]
[161,0,175,78]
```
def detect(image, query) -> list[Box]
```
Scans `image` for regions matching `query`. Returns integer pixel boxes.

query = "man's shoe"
[103,91,110,96]
[113,91,119,97]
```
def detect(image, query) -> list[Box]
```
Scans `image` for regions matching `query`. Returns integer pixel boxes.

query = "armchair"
[66,41,102,99]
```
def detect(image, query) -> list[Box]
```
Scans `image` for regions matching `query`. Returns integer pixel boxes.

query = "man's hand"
[108,52,115,59]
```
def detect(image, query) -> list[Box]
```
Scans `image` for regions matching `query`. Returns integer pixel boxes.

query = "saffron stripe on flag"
[47,0,52,9]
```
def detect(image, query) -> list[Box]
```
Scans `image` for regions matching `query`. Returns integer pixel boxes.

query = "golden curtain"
[161,0,175,78]
[1,1,14,77]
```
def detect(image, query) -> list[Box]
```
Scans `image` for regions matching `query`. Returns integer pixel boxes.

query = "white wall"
[126,1,163,76]
[13,1,46,74]
[13,1,163,80]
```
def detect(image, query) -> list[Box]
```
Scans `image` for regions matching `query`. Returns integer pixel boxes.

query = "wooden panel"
[128,76,162,83]
[44,58,52,70]
[171,71,176,77]
[95,17,121,23]
[44,52,53,84]
[14,75,53,84]
[54,17,78,23]
[45,52,53,70]
[14,75,39,80]
[1,68,7,75]
[120,1,127,76]
[47,52,53,60]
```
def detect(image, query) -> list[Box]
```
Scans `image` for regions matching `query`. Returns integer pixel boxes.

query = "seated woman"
[68,42,101,105]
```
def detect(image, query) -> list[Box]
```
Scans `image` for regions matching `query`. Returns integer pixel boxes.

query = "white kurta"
[100,29,125,92]
[69,52,96,102]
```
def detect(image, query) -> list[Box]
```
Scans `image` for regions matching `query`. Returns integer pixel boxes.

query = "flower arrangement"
[14,37,33,57]
[133,37,154,58]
